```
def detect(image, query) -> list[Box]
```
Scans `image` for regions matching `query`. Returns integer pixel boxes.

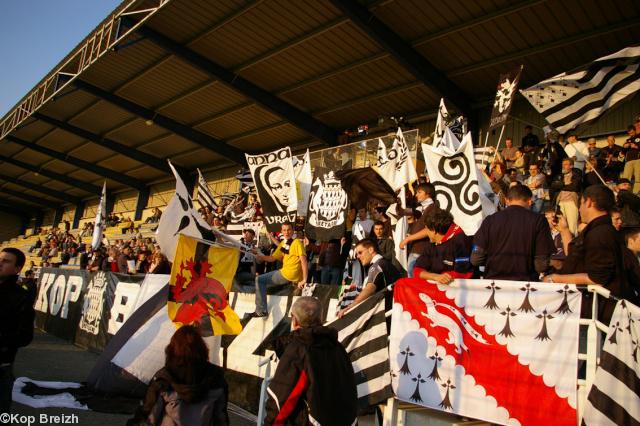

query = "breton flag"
[169,234,242,336]
[582,299,640,426]
[373,129,418,191]
[325,291,393,409]
[196,169,217,211]
[521,46,640,134]
[390,278,581,426]
[91,182,107,250]
[156,161,213,261]
[236,168,255,193]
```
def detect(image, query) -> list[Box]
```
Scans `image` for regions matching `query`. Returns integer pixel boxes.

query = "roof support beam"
[6,135,145,191]
[72,79,247,165]
[0,154,100,194]
[0,173,79,204]
[0,187,61,208]
[33,112,172,175]
[0,174,80,205]
[329,0,472,118]
[0,201,39,218]
[134,24,338,147]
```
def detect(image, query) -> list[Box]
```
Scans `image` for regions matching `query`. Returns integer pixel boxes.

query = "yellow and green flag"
[168,234,242,335]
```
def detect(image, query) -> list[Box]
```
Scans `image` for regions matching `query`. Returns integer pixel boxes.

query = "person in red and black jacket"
[413,208,474,284]
[265,297,357,426]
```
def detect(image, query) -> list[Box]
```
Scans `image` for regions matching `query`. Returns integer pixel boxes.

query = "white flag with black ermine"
[582,299,640,426]
[521,46,640,134]
[246,147,297,232]
[156,161,213,261]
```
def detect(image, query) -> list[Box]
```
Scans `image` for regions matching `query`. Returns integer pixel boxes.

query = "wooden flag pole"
[492,124,506,165]
[480,129,491,167]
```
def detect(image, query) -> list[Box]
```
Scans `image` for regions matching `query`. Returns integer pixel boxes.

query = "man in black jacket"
[0,248,34,413]
[266,297,357,426]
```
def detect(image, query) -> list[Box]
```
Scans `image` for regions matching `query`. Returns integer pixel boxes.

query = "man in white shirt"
[352,207,374,242]
[563,134,589,171]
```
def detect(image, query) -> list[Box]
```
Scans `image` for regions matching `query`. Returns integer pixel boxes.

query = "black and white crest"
[305,167,349,241]
[489,65,523,130]
[245,147,297,232]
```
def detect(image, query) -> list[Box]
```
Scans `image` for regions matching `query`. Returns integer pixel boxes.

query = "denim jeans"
[255,270,290,314]
[407,252,421,278]
[531,198,544,214]
[321,267,342,285]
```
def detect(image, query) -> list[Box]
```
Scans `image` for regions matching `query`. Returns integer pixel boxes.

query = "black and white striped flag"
[582,299,640,426]
[474,146,496,167]
[196,168,217,210]
[236,168,255,193]
[521,46,640,134]
[326,291,393,410]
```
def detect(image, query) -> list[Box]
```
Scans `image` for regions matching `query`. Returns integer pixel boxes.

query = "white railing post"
[256,355,274,426]
[382,397,398,426]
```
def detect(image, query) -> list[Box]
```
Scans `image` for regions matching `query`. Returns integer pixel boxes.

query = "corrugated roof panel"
[159,82,249,125]
[107,119,173,147]
[38,89,98,122]
[189,0,340,70]
[70,101,135,134]
[80,39,168,92]
[228,123,309,152]
[238,22,381,92]
[12,150,53,167]
[196,104,281,139]
[66,143,123,163]
[172,147,223,168]
[281,57,416,112]
[317,86,438,129]
[126,166,166,181]
[146,0,245,45]
[134,133,202,158]
[117,57,211,109]
[2,142,26,157]
[10,119,51,141]
[36,128,87,153]
[96,154,147,172]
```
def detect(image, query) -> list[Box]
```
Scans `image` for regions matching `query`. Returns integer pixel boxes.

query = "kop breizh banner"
[489,65,523,130]
[390,278,581,426]
[305,167,349,241]
[246,147,298,232]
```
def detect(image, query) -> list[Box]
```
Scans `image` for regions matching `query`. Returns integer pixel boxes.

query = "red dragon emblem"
[170,258,229,326]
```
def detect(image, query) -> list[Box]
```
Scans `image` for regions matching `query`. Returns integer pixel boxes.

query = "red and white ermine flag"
[390,278,581,426]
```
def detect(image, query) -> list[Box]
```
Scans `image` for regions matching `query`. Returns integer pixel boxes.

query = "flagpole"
[491,124,506,165]
[480,129,490,167]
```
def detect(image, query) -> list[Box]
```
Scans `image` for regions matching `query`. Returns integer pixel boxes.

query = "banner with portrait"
[305,167,349,241]
[246,147,298,232]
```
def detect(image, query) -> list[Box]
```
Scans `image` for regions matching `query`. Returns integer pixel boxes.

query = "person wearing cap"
[616,178,640,227]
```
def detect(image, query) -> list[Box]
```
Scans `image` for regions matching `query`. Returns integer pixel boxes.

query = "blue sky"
[0,0,122,117]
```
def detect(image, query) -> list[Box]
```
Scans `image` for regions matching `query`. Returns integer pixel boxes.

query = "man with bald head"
[265,297,357,425]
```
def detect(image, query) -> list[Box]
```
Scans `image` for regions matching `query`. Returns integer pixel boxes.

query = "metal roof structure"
[1,0,639,212]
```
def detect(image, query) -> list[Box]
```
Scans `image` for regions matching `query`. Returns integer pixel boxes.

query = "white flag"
[373,138,395,189]
[390,128,418,190]
[91,182,107,250]
[422,132,485,235]
[156,161,212,261]
[392,187,408,272]
[295,149,313,216]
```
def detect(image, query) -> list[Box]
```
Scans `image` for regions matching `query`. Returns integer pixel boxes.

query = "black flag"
[489,65,523,130]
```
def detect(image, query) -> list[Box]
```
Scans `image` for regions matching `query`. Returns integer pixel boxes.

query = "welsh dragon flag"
[390,278,581,426]
[168,234,242,335]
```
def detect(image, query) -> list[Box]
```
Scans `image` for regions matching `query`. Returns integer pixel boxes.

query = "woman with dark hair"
[413,208,474,284]
[128,325,229,426]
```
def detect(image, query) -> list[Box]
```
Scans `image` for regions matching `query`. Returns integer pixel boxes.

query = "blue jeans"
[531,198,544,214]
[407,252,421,278]
[255,270,290,314]
[321,267,342,285]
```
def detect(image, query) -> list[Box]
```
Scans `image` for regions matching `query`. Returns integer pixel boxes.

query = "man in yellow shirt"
[249,223,307,318]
